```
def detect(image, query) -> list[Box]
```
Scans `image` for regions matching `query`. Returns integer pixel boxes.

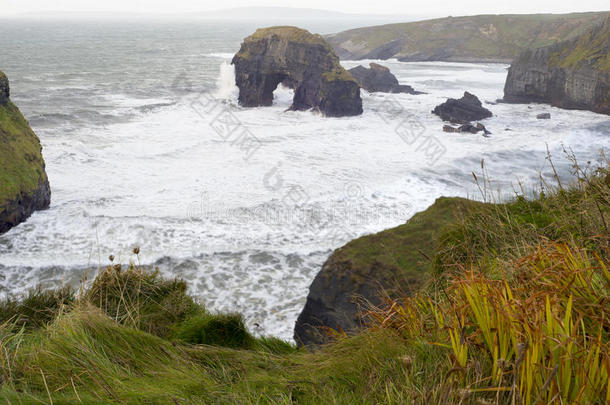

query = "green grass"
[554,16,610,71]
[0,98,49,207]
[320,197,484,297]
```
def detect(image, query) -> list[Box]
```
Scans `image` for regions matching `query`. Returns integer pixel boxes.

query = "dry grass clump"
[370,241,609,404]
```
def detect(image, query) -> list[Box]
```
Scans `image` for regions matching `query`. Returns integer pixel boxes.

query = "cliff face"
[232,26,362,117]
[0,70,51,234]
[503,16,610,114]
[326,12,608,63]
[294,197,481,347]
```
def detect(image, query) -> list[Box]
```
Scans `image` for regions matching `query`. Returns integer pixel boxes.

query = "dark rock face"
[0,70,51,234]
[443,122,491,135]
[537,112,551,119]
[348,63,422,94]
[294,197,482,347]
[232,26,362,117]
[432,92,493,124]
[0,71,9,105]
[0,179,51,234]
[503,17,609,115]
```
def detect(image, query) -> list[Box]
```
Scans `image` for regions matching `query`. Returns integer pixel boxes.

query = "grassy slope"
[0,95,48,207]
[1,162,608,404]
[551,15,610,71]
[326,12,609,61]
[321,197,484,295]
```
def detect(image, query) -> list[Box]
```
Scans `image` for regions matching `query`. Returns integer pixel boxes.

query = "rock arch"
[231,26,362,117]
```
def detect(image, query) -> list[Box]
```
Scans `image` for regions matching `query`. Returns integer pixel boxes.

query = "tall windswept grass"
[84,262,201,338]
[370,242,609,404]
[435,154,609,274]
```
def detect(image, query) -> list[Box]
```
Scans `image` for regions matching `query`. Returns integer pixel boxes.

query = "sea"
[0,18,608,341]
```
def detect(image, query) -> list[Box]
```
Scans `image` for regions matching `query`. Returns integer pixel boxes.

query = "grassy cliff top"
[323,197,483,293]
[326,12,609,61]
[550,14,610,71]
[0,99,48,208]
[247,26,329,46]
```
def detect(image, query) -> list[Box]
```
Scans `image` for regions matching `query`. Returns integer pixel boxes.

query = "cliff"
[326,12,608,63]
[294,197,481,346]
[503,15,610,114]
[232,26,362,117]
[0,70,51,233]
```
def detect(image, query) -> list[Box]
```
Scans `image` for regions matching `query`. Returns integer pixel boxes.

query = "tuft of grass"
[0,285,74,331]
[83,263,201,338]
[174,313,254,349]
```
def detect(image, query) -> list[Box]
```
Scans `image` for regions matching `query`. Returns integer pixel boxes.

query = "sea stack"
[0,70,51,233]
[232,26,363,117]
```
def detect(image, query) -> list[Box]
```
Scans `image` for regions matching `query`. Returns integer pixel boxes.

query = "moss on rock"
[0,70,50,233]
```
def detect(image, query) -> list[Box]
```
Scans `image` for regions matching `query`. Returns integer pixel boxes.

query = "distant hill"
[13,7,431,23]
[326,12,609,62]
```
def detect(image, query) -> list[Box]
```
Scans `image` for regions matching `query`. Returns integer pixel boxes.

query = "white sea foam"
[215,62,239,100]
[1,60,608,341]
[205,52,235,59]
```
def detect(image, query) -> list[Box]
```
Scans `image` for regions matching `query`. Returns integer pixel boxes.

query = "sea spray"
[215,62,239,100]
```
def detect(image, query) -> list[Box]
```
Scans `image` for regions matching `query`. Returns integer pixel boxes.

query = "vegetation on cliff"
[503,15,609,114]
[326,12,609,62]
[1,158,608,403]
[0,70,50,233]
[550,15,610,71]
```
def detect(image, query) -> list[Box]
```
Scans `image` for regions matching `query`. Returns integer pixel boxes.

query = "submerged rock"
[348,63,422,94]
[443,122,491,135]
[432,92,493,124]
[0,70,51,233]
[232,26,362,117]
[536,112,551,119]
[294,197,482,347]
[503,16,609,115]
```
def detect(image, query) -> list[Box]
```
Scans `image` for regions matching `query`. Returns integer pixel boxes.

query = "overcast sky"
[1,0,608,17]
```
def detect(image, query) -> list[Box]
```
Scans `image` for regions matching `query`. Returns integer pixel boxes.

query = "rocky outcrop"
[294,197,481,347]
[503,16,609,115]
[348,63,421,94]
[326,12,608,62]
[0,70,51,234]
[432,92,492,124]
[0,71,9,105]
[443,122,491,135]
[232,26,362,117]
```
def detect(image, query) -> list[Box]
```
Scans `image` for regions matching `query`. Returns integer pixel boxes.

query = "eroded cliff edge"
[294,197,481,347]
[503,15,609,114]
[232,26,362,117]
[0,70,51,233]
